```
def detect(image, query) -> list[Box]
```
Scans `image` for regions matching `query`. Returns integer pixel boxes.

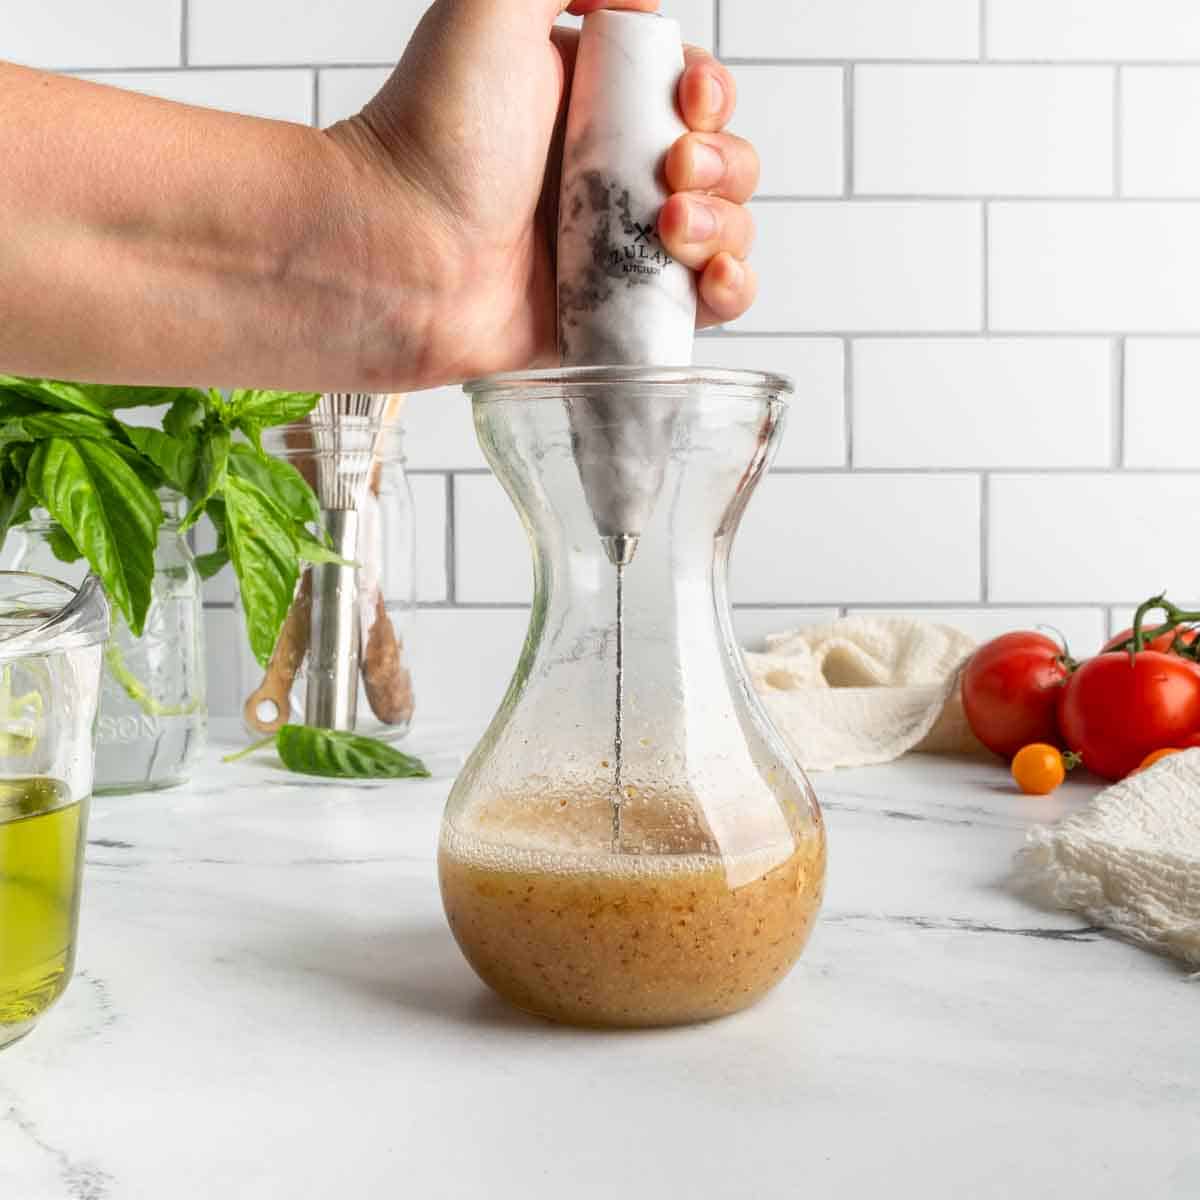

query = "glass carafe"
[438,368,826,1028]
[0,572,108,1049]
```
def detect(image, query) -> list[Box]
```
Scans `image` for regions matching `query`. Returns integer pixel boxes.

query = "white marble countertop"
[2,721,1197,1200]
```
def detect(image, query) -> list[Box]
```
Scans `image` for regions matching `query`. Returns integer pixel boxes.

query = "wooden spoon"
[243,571,312,735]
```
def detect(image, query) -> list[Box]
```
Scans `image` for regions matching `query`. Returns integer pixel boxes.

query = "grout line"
[979,0,988,60]
[414,602,529,612]
[842,338,854,466]
[63,58,1200,73]
[64,61,396,76]
[713,0,720,56]
[311,69,320,127]
[698,329,1200,340]
[1113,337,1126,467]
[180,0,189,67]
[1113,66,1124,197]
[979,474,990,601]
[842,65,854,196]
[445,475,457,605]
[835,602,1111,613]
[981,203,990,331]
[411,464,1200,477]
[720,57,1200,67]
[197,598,1123,615]
[750,194,1200,203]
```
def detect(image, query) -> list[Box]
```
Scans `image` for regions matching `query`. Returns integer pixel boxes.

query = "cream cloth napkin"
[1013,751,1200,971]
[744,616,982,771]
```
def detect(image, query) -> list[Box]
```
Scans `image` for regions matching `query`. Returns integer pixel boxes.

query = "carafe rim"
[0,571,109,656]
[463,365,794,401]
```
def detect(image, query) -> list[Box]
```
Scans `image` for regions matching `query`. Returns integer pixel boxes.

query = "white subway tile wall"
[987,1,1200,63]
[5,1,1199,723]
[748,202,983,331]
[852,339,1113,467]
[855,66,1113,196]
[1124,340,1200,468]
[1121,69,1200,197]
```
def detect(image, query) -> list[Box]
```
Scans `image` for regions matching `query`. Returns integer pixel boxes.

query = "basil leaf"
[0,480,33,544]
[27,438,161,634]
[223,474,299,667]
[46,525,83,565]
[195,547,230,580]
[276,725,430,780]
[0,392,41,420]
[205,496,228,541]
[195,497,231,578]
[226,442,320,525]
[0,412,115,450]
[179,427,230,533]
[230,390,320,426]
[0,377,111,419]
[124,426,199,494]
[229,390,319,451]
[295,530,355,567]
[163,393,207,439]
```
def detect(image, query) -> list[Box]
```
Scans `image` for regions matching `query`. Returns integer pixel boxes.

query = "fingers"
[565,1,660,15]
[658,193,755,271]
[665,131,759,203]
[697,254,758,329]
[555,10,755,328]
[679,47,737,132]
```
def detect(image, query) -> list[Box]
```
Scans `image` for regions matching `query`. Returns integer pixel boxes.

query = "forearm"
[0,63,439,391]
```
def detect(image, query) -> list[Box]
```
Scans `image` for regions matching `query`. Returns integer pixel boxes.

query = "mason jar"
[5,491,207,793]
[236,420,417,740]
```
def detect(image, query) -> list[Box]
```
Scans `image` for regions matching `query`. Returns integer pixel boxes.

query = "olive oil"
[0,779,85,1048]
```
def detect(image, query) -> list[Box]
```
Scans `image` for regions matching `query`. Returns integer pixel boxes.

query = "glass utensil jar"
[7,492,207,794]
[0,572,108,1049]
[439,368,825,1028]
[237,420,417,740]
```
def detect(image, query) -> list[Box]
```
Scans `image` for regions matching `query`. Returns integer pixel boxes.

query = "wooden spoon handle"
[243,572,313,735]
[361,590,415,726]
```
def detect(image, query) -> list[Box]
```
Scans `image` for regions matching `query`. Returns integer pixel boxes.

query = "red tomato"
[1102,624,1200,655]
[1057,651,1200,781]
[961,632,1070,760]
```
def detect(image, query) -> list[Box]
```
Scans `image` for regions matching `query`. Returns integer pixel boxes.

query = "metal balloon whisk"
[306,392,388,730]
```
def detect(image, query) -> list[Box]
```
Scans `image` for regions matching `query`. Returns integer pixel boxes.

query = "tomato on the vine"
[962,632,1070,760]
[1057,651,1200,781]
[1102,624,1200,655]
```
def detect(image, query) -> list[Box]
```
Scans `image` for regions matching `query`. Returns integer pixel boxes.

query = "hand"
[327,0,759,389]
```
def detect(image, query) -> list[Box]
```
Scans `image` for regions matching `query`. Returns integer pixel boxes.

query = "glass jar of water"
[6,491,207,793]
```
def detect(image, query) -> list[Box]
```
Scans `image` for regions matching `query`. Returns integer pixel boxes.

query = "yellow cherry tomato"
[1011,743,1068,796]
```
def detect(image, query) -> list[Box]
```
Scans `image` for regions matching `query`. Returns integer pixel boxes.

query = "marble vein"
[824,911,1106,943]
[2,1103,113,1200]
